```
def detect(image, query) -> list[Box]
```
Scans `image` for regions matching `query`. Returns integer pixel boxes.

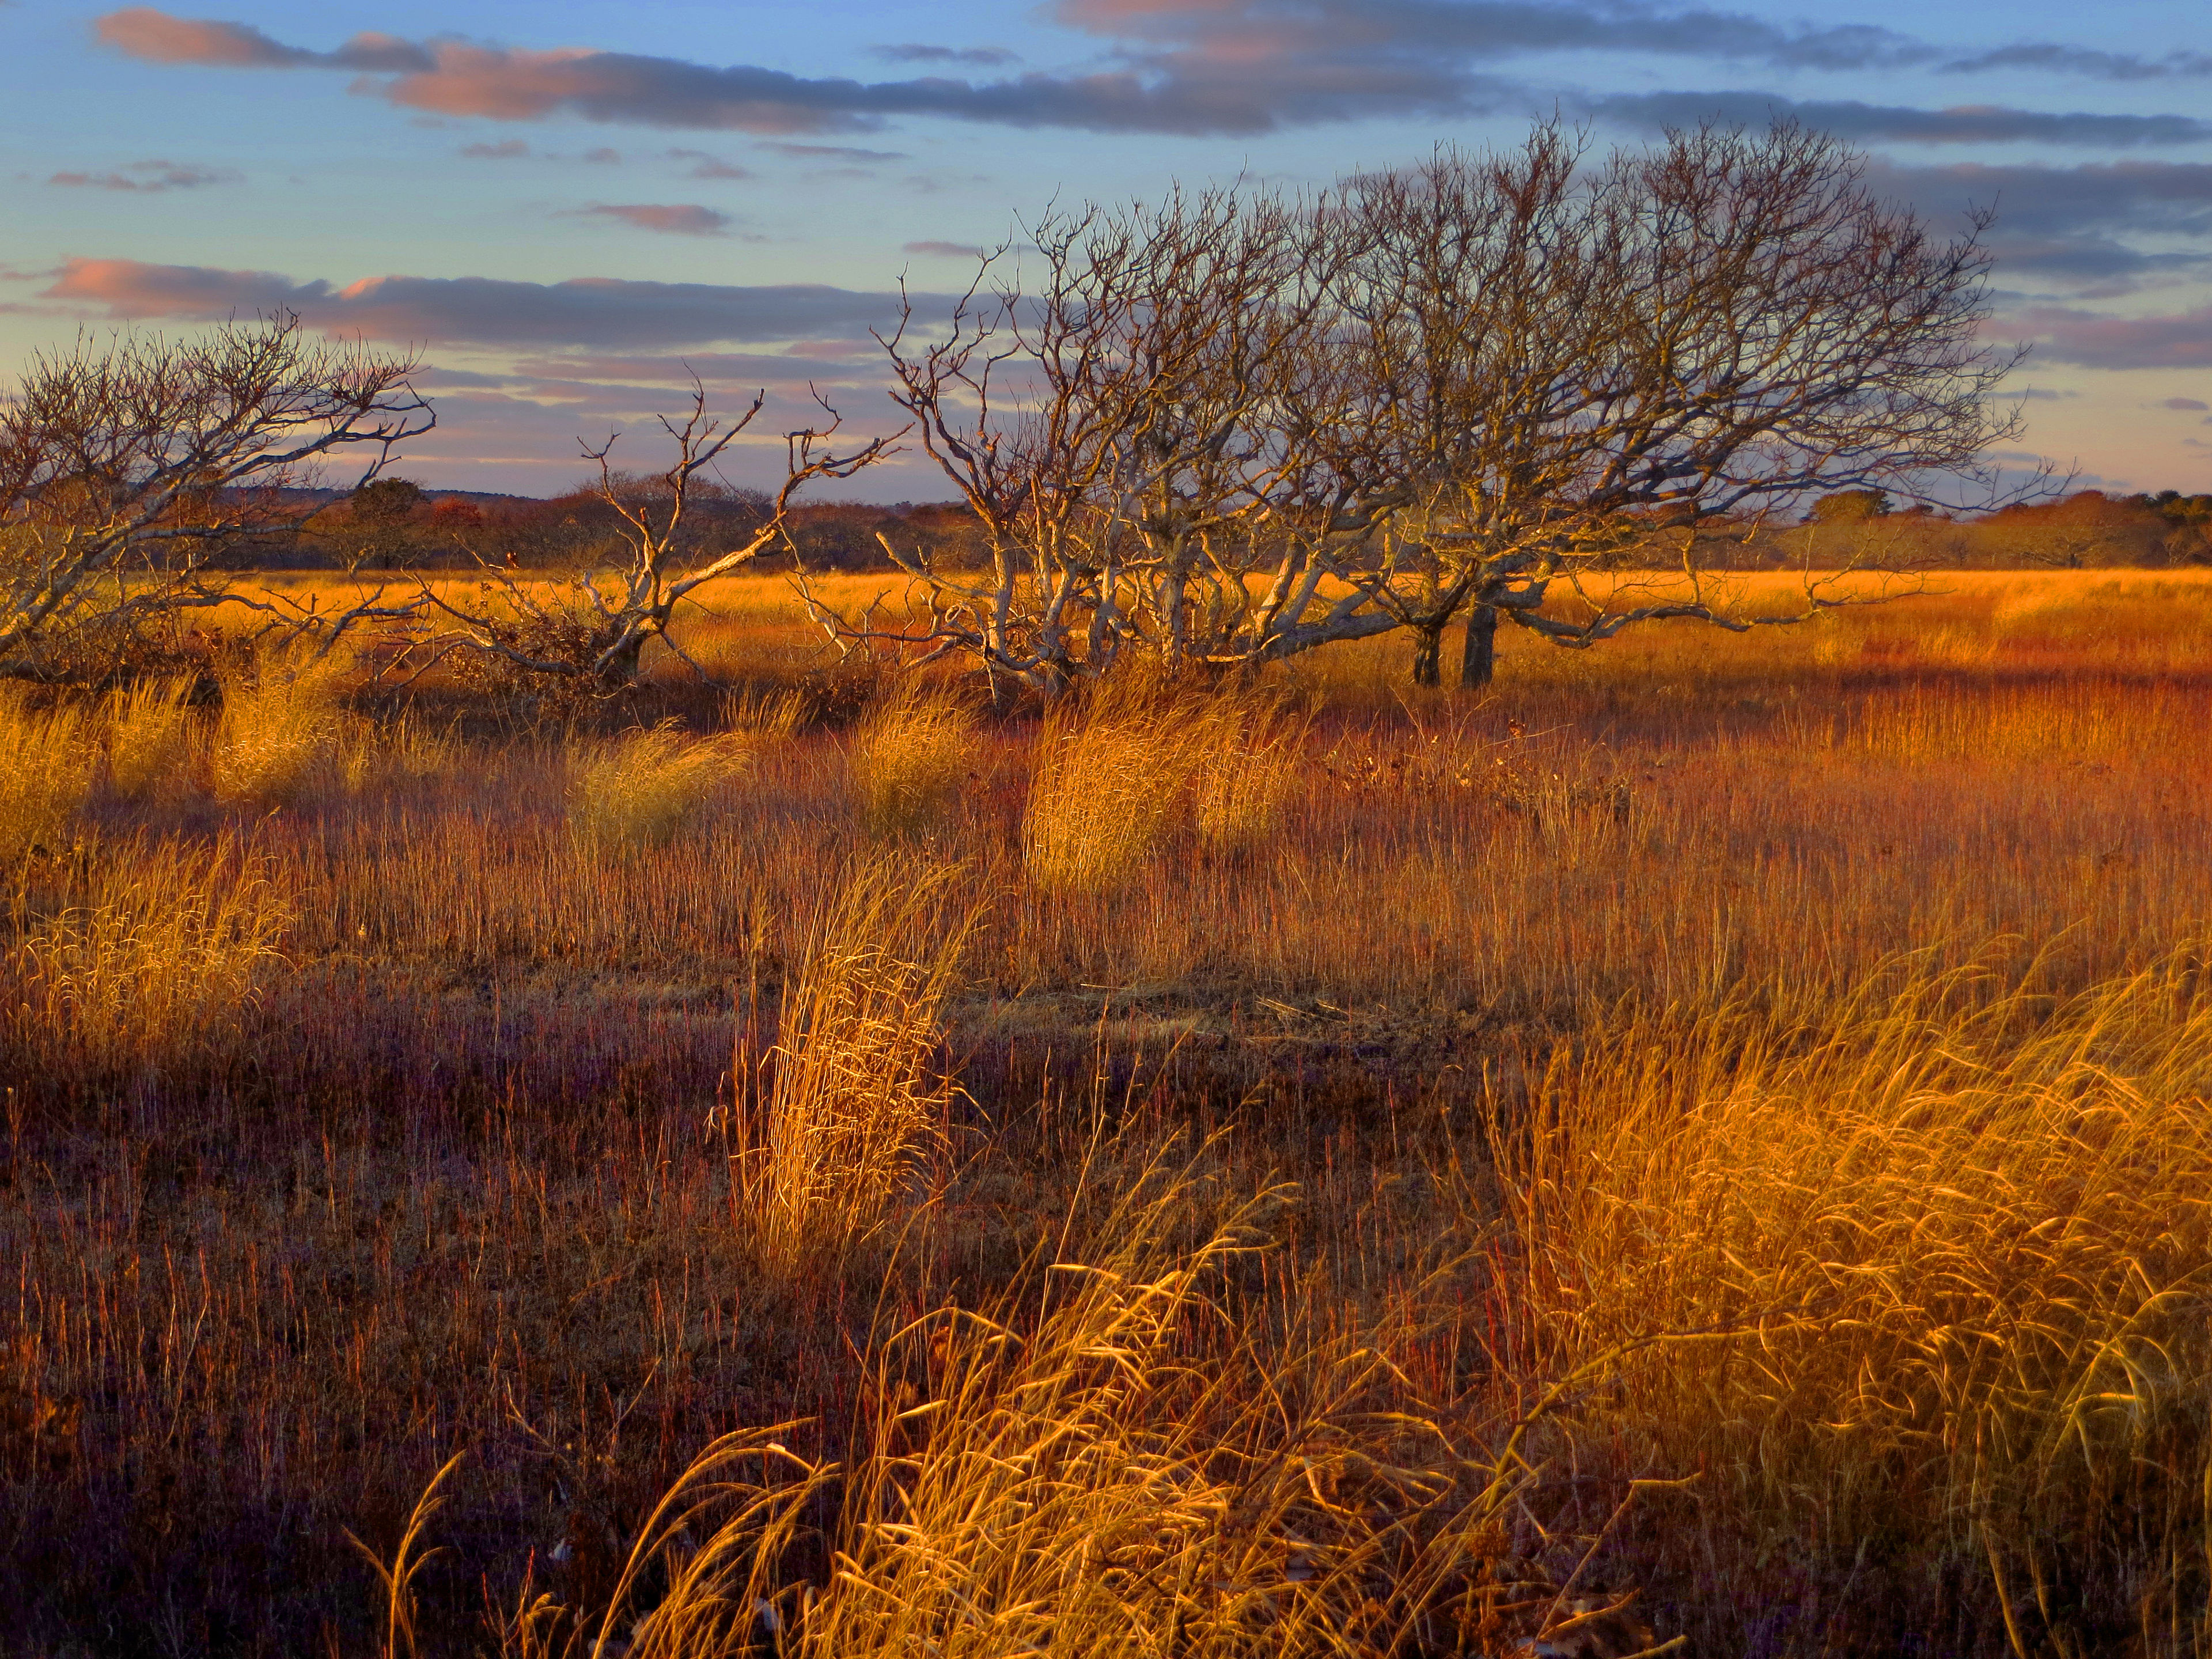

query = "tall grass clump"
[756,858,974,1256]
[567,722,752,849]
[849,679,977,838]
[483,1162,1618,1659]
[1195,691,1310,852]
[211,645,352,807]
[101,675,198,801]
[1488,945,2212,1652]
[721,685,810,742]
[1022,673,1219,892]
[10,834,293,1078]
[0,690,94,861]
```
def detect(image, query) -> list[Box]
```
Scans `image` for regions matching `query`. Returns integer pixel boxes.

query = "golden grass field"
[3,567,2211,1657]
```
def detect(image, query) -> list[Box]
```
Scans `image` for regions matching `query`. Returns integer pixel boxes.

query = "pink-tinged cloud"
[95,6,303,66]
[95,8,431,70]
[2008,305,2212,370]
[575,203,732,236]
[43,257,937,348]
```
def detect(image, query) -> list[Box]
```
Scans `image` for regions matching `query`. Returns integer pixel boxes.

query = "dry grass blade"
[1195,690,1312,853]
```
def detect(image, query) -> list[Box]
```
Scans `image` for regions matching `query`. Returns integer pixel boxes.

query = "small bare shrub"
[849,680,977,838]
[568,722,752,849]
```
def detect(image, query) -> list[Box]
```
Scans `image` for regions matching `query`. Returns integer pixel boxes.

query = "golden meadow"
[3,567,2211,1657]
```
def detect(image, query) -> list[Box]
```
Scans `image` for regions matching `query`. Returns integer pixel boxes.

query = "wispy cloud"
[763,143,910,162]
[1590,92,2212,146]
[42,257,939,349]
[668,148,753,179]
[2004,304,2212,370]
[571,202,733,236]
[460,139,530,159]
[874,44,1021,67]
[47,158,238,191]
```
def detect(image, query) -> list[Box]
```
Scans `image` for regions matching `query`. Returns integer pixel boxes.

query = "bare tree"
[0,313,433,679]
[416,382,896,691]
[813,122,2029,691]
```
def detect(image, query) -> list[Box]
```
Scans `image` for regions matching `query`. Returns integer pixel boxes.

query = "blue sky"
[5,0,2211,497]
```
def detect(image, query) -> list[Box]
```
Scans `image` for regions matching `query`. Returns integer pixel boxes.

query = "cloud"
[2005,304,2212,370]
[1591,92,2212,146]
[1944,44,2212,81]
[582,147,622,164]
[668,148,753,179]
[763,143,910,162]
[573,203,733,236]
[2158,396,2210,411]
[92,5,2212,143]
[1862,160,2212,293]
[94,7,432,70]
[903,240,986,257]
[874,44,1021,67]
[461,139,531,159]
[42,257,938,349]
[47,158,237,191]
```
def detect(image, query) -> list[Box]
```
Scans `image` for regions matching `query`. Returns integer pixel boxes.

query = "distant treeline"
[237,475,990,575]
[241,479,2212,575]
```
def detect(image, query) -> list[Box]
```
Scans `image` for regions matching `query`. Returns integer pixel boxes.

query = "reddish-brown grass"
[3,568,2210,1656]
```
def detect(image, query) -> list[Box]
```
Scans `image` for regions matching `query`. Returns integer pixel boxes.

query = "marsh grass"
[1022,673,1222,892]
[848,679,977,838]
[756,856,975,1257]
[1489,944,2212,1652]
[211,644,353,807]
[8,568,2212,1657]
[567,722,753,849]
[11,832,292,1079]
[1194,690,1312,852]
[0,689,93,860]
[101,673,198,801]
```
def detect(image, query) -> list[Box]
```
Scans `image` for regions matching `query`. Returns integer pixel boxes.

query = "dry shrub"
[1022,673,1222,892]
[567,722,753,849]
[0,690,94,861]
[12,834,293,1077]
[757,857,974,1256]
[101,675,198,801]
[211,645,353,807]
[849,679,978,838]
[484,1162,1613,1659]
[1490,945,2212,1650]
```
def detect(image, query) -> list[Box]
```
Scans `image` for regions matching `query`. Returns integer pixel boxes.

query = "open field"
[3,568,2211,1657]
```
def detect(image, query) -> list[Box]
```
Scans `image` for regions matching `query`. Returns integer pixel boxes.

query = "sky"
[3,0,2211,499]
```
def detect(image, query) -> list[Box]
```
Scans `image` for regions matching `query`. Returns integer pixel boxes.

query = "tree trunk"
[1459,602,1498,690]
[1410,621,1443,687]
